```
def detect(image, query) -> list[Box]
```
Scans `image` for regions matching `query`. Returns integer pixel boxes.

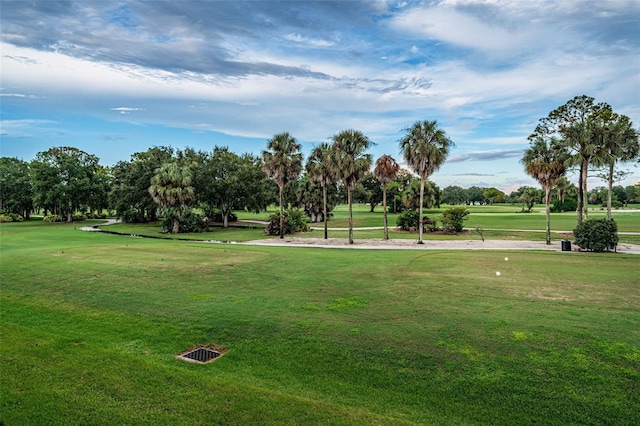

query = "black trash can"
[561,240,571,251]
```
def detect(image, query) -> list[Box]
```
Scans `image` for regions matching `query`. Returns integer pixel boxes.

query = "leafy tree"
[306,143,337,238]
[625,185,638,203]
[262,132,303,239]
[374,154,400,240]
[331,129,372,244]
[591,112,639,218]
[31,146,101,221]
[441,185,466,205]
[109,146,174,221]
[482,187,506,204]
[466,186,485,205]
[353,173,383,212]
[148,162,195,234]
[531,95,611,224]
[0,157,33,218]
[200,147,269,227]
[399,120,454,243]
[521,136,568,244]
[402,178,439,211]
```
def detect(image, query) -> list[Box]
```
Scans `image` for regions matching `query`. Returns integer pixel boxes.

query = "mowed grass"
[1,220,639,424]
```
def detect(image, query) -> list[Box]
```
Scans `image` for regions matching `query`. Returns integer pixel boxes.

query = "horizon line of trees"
[2,97,638,241]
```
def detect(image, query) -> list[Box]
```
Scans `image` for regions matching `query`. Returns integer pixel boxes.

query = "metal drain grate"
[178,347,221,364]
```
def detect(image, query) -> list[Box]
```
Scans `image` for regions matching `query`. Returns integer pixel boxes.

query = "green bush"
[573,218,618,252]
[0,213,24,222]
[441,207,469,233]
[422,216,438,232]
[265,208,309,235]
[122,209,148,224]
[551,198,577,213]
[396,210,419,231]
[72,214,87,222]
[161,211,208,234]
[43,214,63,223]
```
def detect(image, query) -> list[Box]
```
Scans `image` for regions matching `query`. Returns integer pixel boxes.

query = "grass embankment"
[1,220,639,424]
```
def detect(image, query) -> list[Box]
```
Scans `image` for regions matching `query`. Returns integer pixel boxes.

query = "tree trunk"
[223,211,229,228]
[577,159,586,224]
[348,189,354,244]
[607,161,614,220]
[322,183,328,240]
[581,158,589,222]
[418,176,425,244]
[279,184,284,239]
[383,184,389,240]
[545,185,551,245]
[172,217,180,234]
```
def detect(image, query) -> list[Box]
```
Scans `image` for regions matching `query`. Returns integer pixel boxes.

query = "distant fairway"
[1,219,639,424]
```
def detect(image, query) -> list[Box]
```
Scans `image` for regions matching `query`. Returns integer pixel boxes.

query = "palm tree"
[374,155,400,240]
[553,176,572,204]
[148,162,195,234]
[306,143,336,239]
[592,113,639,219]
[521,137,568,245]
[399,120,454,244]
[331,129,372,244]
[262,132,303,239]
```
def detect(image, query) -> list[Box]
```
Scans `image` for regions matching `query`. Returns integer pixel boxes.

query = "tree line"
[1,96,638,245]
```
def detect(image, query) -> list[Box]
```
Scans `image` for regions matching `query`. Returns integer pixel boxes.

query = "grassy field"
[1,220,639,424]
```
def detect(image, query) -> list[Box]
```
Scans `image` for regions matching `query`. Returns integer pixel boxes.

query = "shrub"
[265,208,309,235]
[161,211,208,233]
[72,213,87,222]
[0,213,24,222]
[43,214,63,223]
[422,216,438,232]
[396,210,419,231]
[551,198,577,213]
[573,218,618,252]
[122,209,148,224]
[441,207,469,233]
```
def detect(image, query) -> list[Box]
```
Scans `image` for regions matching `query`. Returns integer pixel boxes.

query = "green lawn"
[1,220,639,424]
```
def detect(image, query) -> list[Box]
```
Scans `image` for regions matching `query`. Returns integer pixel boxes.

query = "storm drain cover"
[177,347,221,364]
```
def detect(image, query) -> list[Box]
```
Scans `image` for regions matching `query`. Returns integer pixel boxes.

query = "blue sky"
[1,0,639,193]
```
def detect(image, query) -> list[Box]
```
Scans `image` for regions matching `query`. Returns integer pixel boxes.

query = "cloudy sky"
[1,0,639,192]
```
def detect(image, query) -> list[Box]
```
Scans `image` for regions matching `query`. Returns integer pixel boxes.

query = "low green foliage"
[0,213,24,222]
[42,214,63,222]
[396,209,419,231]
[265,208,309,235]
[161,211,208,233]
[440,207,469,232]
[573,218,619,252]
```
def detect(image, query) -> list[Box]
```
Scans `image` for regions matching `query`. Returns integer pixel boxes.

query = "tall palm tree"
[553,176,572,204]
[374,155,400,240]
[262,132,303,239]
[148,162,195,234]
[306,143,336,239]
[399,120,454,244]
[521,137,568,245]
[592,113,639,219]
[331,129,372,244]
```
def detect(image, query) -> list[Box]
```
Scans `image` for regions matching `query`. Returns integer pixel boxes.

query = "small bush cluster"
[122,209,148,224]
[72,213,87,222]
[551,198,577,213]
[0,213,24,222]
[88,212,107,219]
[573,218,618,252]
[396,210,419,231]
[441,207,469,233]
[43,214,63,222]
[265,208,309,235]
[161,211,208,233]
